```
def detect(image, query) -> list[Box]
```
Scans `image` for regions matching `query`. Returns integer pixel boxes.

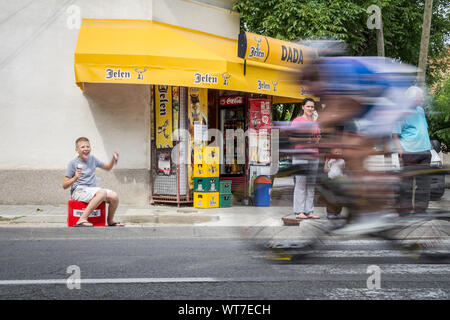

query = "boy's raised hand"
[74,165,83,179]
[113,151,119,166]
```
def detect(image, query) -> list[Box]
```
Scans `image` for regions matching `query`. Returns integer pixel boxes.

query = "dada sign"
[238,32,313,68]
[281,45,303,64]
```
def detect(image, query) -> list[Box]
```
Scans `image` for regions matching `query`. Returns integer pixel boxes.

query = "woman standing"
[291,98,321,219]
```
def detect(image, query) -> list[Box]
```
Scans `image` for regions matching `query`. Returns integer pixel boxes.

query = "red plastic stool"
[67,200,106,227]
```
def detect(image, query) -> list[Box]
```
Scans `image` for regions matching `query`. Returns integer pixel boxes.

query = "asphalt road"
[0,228,449,300]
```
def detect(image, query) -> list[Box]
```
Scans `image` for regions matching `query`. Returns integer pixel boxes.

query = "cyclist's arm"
[392,134,404,157]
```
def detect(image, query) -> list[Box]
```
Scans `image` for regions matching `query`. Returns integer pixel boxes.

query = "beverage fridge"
[248,98,271,165]
[248,98,272,196]
[219,96,246,177]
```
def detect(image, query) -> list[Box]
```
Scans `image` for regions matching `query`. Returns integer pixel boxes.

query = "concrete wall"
[0,0,239,205]
[153,0,239,39]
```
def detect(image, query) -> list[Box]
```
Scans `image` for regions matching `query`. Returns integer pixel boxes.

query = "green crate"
[219,194,232,208]
[194,177,219,192]
[219,180,232,194]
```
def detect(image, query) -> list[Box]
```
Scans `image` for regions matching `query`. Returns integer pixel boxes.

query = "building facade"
[0,0,239,204]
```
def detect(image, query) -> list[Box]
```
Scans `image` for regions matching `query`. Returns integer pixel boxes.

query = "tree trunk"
[376,20,385,57]
[280,104,289,121]
[417,0,433,85]
[290,104,301,121]
[280,104,295,121]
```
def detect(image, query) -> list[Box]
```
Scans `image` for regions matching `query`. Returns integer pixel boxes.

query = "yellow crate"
[206,163,219,177]
[193,163,219,177]
[193,192,220,209]
[203,146,220,164]
[193,163,207,177]
[193,146,204,165]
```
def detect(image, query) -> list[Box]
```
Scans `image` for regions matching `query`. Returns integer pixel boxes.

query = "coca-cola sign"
[219,96,244,106]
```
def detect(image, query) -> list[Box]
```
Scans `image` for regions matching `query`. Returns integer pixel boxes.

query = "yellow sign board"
[238,32,315,68]
[188,87,208,144]
[155,85,173,149]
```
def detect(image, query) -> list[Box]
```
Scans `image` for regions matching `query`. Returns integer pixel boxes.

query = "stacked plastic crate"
[219,180,232,207]
[193,146,220,208]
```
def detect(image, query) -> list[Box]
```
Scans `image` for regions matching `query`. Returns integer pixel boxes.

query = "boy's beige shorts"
[72,186,112,203]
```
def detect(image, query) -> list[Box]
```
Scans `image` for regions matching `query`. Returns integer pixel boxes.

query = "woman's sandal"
[74,221,93,227]
[295,213,310,220]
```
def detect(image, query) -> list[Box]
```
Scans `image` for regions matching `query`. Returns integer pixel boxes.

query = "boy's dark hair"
[75,137,90,147]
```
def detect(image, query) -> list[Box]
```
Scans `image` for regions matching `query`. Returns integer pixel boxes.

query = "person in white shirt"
[324,148,345,219]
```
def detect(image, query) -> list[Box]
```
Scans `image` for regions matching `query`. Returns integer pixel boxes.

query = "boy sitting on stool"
[63,137,124,227]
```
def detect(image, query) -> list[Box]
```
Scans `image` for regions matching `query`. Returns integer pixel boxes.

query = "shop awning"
[74,19,312,103]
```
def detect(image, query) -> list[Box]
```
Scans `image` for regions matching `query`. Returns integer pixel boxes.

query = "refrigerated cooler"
[248,98,272,196]
[219,96,246,177]
[248,98,271,165]
[218,96,272,198]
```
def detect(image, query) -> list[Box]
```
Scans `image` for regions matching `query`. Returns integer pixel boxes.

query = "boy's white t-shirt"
[65,155,104,195]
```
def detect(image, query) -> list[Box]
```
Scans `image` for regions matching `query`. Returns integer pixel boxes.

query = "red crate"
[67,200,106,227]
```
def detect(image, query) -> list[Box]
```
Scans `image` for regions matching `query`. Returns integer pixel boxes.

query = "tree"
[425,47,450,152]
[417,0,434,85]
[233,0,449,64]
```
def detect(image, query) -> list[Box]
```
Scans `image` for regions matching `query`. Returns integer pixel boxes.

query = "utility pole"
[367,5,385,57]
[417,0,433,85]
[376,19,385,57]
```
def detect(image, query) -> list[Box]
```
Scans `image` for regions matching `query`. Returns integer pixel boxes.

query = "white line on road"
[269,264,450,274]
[324,288,449,299]
[1,268,450,286]
[0,278,219,285]
[260,250,416,258]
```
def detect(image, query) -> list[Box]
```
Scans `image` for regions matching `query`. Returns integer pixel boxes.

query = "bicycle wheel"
[386,217,450,262]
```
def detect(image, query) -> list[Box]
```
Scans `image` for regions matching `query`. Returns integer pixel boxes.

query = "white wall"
[0,0,239,171]
[153,0,239,39]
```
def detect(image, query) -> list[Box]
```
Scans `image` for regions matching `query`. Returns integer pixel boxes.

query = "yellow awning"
[74,19,313,103]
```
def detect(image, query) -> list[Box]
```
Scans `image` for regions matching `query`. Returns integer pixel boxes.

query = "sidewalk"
[0,203,320,228]
[0,177,300,228]
[0,182,448,230]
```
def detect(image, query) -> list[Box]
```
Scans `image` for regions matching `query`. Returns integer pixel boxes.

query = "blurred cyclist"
[300,55,420,235]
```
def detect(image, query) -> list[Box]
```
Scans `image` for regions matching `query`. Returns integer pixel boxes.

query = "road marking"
[269,264,450,274]
[324,288,449,299]
[1,267,450,287]
[0,278,219,285]
[260,250,417,258]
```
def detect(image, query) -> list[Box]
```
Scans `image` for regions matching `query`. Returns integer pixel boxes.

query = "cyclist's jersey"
[318,57,418,137]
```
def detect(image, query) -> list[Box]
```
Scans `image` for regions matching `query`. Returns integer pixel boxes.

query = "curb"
[0,226,308,240]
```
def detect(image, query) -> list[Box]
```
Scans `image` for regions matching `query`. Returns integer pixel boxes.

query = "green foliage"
[426,81,450,153]
[426,48,450,153]
[428,47,450,89]
[272,103,296,121]
[234,0,367,54]
[233,0,449,65]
